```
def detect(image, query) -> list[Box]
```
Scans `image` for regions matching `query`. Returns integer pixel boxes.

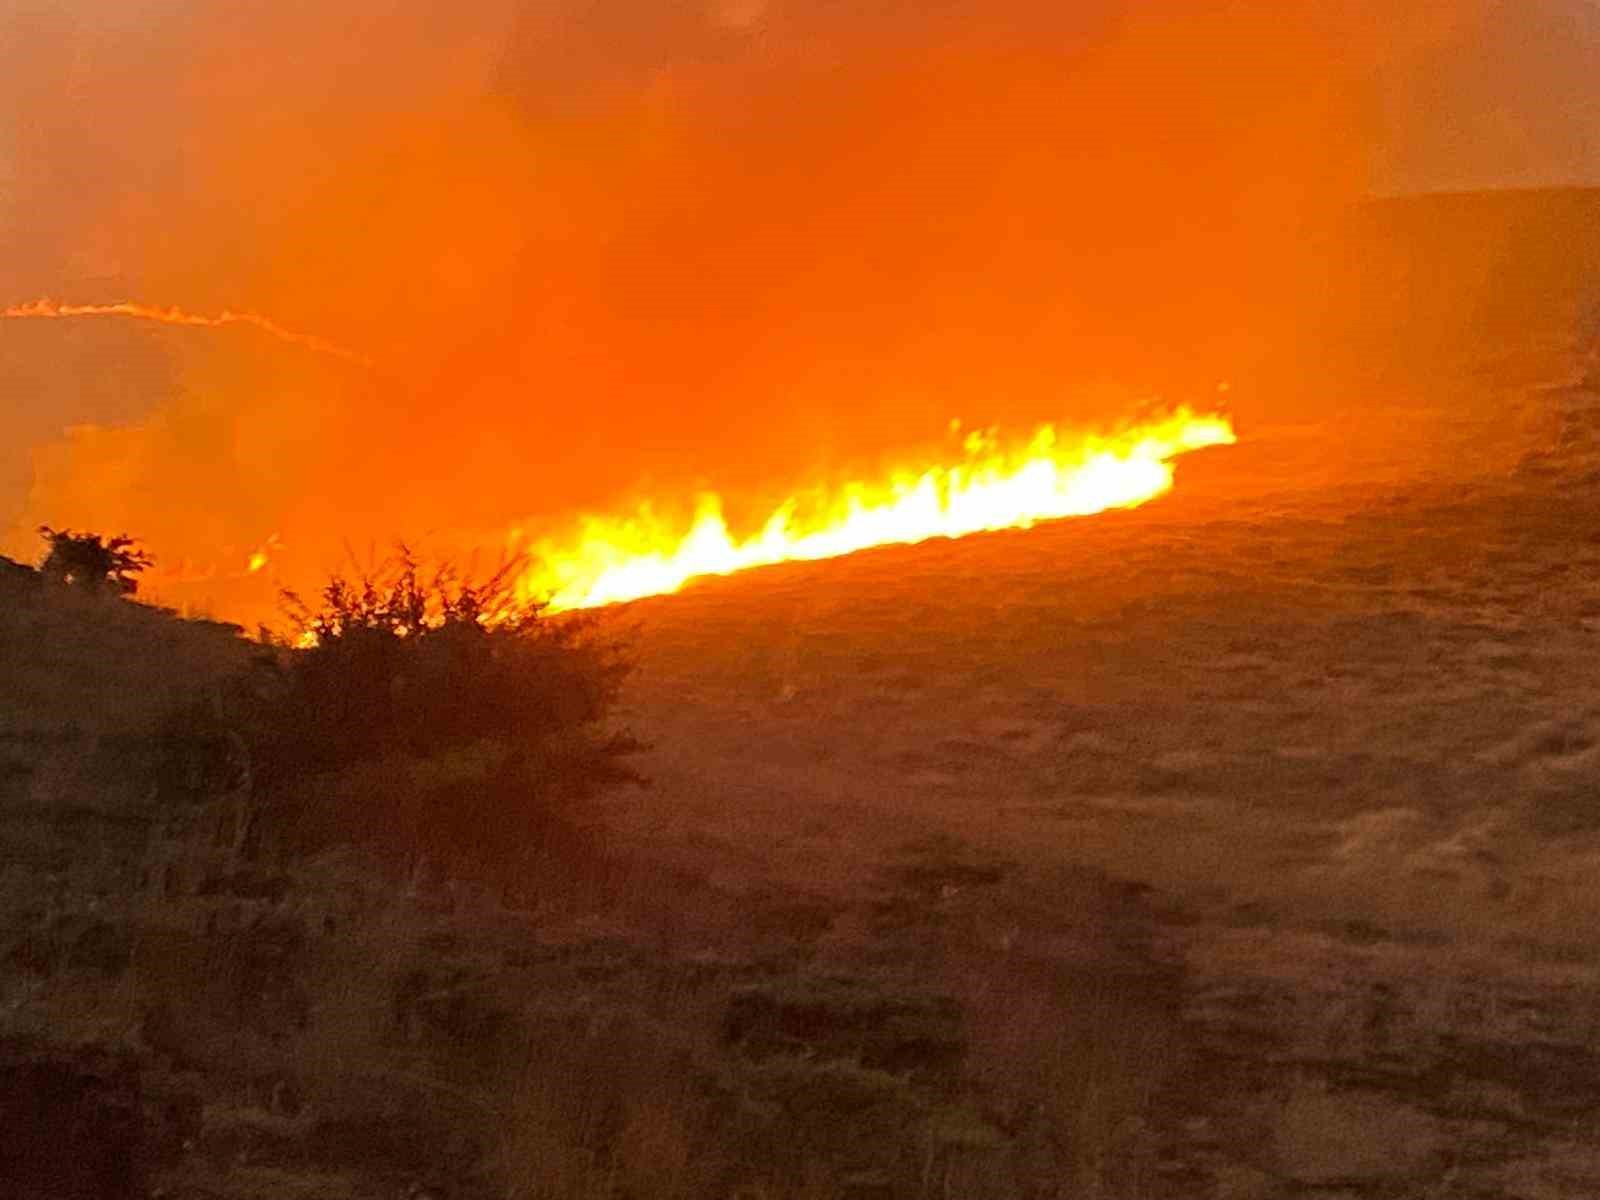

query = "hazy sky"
[1,0,1597,615]
[1369,0,1600,193]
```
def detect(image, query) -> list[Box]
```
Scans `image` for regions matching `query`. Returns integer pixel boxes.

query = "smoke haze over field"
[2,0,1597,619]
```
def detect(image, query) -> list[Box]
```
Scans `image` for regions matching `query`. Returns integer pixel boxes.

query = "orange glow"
[2,2,1380,634]
[2,299,373,368]
[519,408,1234,612]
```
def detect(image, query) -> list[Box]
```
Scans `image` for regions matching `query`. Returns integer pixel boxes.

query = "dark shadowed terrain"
[5,189,1600,1198]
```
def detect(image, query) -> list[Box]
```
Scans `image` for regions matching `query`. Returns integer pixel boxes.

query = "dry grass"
[490,1013,712,1200]
[605,367,1600,966]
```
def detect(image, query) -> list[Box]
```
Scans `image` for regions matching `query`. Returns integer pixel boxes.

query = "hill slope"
[600,248,1600,1191]
[7,188,1600,1198]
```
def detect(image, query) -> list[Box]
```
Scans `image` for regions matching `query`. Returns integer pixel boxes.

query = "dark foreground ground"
[5,190,1600,1198]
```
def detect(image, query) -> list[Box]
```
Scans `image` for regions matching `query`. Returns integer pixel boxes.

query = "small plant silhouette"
[37,526,154,595]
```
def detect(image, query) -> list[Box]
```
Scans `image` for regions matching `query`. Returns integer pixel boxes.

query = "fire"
[245,534,281,576]
[519,407,1234,612]
[1,299,373,368]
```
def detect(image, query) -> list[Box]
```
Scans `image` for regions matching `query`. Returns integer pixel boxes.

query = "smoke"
[1370,0,1600,194]
[1,0,1590,622]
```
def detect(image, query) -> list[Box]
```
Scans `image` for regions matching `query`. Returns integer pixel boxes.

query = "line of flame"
[518,407,1235,612]
[2,299,374,368]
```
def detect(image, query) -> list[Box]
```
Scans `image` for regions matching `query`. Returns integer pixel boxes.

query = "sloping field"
[599,192,1600,1193]
[5,189,1600,1198]
[611,384,1600,1193]
[619,376,1597,944]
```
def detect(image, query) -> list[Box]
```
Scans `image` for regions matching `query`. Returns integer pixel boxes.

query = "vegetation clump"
[36,526,153,595]
[274,556,636,780]
[724,975,966,1077]
[166,553,642,890]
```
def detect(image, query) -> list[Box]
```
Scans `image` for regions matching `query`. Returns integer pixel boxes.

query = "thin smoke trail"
[1,299,375,368]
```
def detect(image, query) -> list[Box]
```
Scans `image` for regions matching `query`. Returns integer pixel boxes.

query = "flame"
[519,407,1234,612]
[2,299,373,368]
[245,533,281,576]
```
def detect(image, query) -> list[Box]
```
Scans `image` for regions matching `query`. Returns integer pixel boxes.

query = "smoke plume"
[2,0,1591,621]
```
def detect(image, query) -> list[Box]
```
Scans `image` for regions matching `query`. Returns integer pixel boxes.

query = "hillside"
[593,191,1600,1190]
[6,188,1600,1199]
[1,560,249,738]
[591,188,1600,1195]
[5,551,1176,1199]
[1,561,252,902]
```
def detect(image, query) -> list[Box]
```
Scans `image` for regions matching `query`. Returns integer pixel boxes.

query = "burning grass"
[518,408,1235,611]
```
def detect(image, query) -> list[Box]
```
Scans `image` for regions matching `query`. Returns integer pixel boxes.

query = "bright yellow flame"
[245,533,281,576]
[519,407,1234,612]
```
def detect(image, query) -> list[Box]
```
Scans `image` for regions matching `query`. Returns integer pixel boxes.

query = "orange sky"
[2,0,1595,622]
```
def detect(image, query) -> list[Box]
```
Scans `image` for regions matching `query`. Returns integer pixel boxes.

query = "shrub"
[266,556,636,779]
[36,527,153,595]
[167,553,642,885]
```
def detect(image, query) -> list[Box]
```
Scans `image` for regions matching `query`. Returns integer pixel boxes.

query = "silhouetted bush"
[268,557,636,776]
[36,527,153,595]
[166,554,642,884]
